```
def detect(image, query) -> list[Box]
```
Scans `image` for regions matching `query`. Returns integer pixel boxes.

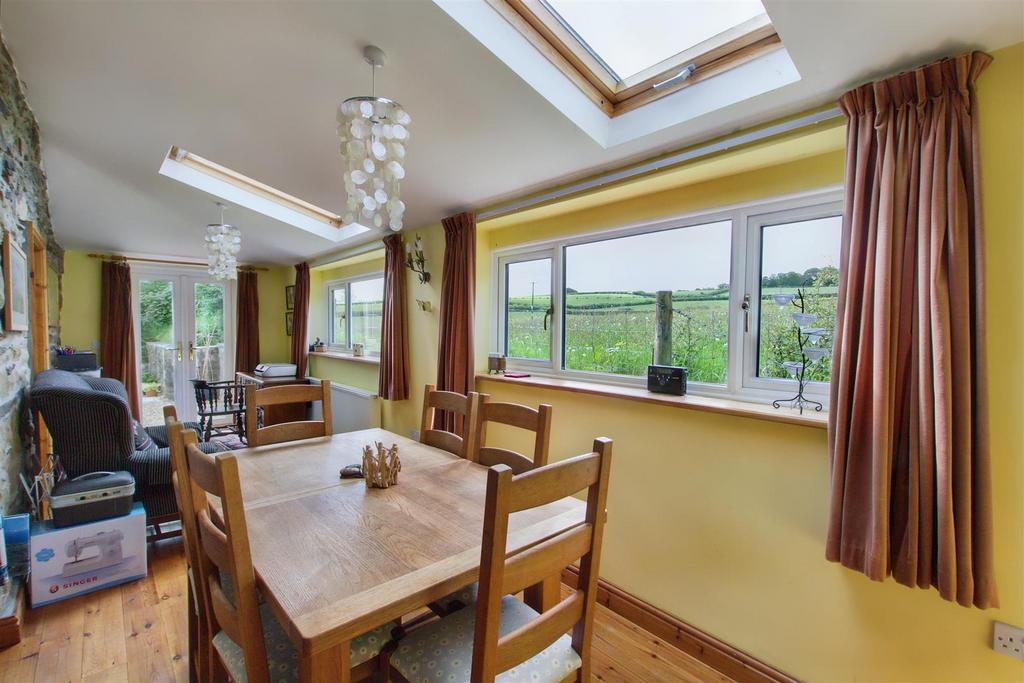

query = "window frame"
[325,272,385,356]
[490,187,843,405]
[488,0,781,117]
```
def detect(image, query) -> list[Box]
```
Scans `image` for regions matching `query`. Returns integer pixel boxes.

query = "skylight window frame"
[489,0,781,117]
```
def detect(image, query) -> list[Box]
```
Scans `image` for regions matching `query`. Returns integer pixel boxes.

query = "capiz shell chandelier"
[337,45,410,232]
[206,202,241,280]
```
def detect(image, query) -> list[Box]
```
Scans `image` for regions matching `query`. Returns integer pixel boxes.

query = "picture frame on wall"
[285,311,293,336]
[3,230,29,332]
[285,285,295,311]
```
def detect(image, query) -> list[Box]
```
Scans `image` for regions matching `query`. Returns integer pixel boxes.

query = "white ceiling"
[1,1,1021,265]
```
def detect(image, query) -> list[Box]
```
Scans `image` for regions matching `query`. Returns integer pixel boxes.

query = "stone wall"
[0,29,62,514]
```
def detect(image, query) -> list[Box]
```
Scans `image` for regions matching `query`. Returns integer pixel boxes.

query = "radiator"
[308,379,381,433]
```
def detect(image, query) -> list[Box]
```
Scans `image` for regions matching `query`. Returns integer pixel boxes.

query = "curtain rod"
[477,106,844,221]
[87,253,269,272]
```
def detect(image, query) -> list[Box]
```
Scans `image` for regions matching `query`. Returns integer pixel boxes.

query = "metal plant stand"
[771,289,828,414]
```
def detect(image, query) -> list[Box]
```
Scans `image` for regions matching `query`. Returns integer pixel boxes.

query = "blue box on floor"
[29,502,147,607]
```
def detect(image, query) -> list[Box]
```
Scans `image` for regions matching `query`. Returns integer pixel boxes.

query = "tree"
[814,265,840,287]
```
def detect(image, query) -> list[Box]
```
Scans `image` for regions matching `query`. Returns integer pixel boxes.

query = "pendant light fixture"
[205,202,241,280]
[337,45,410,231]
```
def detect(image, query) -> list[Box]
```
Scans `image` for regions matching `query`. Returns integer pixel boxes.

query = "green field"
[507,286,837,384]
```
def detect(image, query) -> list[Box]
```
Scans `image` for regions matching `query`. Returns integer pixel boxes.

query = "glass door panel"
[191,281,227,383]
[138,278,179,426]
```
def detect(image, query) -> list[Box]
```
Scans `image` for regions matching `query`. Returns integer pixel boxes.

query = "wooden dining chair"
[472,399,553,473]
[388,438,613,683]
[166,416,215,683]
[244,380,333,447]
[184,437,396,683]
[419,384,481,458]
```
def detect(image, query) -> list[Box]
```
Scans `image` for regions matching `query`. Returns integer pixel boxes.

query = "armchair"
[30,369,225,531]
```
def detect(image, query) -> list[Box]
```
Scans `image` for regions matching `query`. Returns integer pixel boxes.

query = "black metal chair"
[29,369,226,532]
[191,379,246,442]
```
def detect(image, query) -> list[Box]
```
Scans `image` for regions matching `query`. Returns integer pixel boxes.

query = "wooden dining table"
[227,427,586,683]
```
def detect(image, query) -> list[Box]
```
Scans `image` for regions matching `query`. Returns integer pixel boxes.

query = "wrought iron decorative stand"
[772,288,825,414]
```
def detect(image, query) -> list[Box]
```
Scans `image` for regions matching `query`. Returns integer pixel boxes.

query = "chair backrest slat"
[471,437,612,681]
[419,384,481,458]
[245,381,332,447]
[495,590,584,673]
[474,400,552,474]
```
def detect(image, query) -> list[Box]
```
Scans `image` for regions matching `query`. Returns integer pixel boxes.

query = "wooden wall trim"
[562,567,801,683]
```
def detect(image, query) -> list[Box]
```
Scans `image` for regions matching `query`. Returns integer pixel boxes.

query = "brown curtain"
[827,52,996,608]
[235,269,260,374]
[289,262,311,378]
[434,212,476,433]
[100,260,141,420]
[378,234,410,400]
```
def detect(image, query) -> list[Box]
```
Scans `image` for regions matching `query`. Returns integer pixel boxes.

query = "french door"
[132,266,236,425]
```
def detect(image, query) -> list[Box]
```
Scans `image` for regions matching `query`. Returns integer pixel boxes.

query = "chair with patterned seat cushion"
[30,368,224,533]
[183,431,395,683]
[389,438,613,683]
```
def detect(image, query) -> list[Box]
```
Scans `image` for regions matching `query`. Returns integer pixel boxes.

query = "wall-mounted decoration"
[415,299,431,312]
[3,230,29,331]
[285,284,295,311]
[285,311,294,336]
[404,235,430,284]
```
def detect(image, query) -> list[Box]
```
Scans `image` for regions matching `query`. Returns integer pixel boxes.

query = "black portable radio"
[647,365,687,396]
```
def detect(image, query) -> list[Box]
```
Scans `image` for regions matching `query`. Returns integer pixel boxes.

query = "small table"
[231,428,583,683]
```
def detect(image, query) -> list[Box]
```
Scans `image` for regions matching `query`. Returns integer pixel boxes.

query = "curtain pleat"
[378,234,410,400]
[100,260,141,420]
[827,51,997,608]
[434,212,476,433]
[235,269,260,374]
[290,262,310,378]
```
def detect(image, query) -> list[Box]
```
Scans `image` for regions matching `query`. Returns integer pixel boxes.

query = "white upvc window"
[326,273,385,355]
[490,188,843,405]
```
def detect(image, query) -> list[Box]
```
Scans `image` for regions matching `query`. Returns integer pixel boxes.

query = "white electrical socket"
[993,621,1024,661]
[410,429,420,441]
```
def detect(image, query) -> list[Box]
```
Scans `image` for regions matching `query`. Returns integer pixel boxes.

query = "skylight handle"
[653,64,697,91]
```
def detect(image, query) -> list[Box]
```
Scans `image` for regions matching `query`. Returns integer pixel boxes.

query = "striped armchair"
[30,369,225,527]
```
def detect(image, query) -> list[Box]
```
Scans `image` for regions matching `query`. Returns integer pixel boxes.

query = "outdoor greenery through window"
[328,275,384,355]
[494,191,843,402]
[563,221,731,384]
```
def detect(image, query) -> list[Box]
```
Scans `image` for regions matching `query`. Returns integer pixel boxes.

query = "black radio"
[647,365,687,396]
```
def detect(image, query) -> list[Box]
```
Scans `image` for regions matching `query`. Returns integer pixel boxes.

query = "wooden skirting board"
[562,567,800,683]
[0,580,25,650]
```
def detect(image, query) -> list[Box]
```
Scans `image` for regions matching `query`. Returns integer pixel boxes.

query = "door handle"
[189,342,195,361]
[176,342,183,362]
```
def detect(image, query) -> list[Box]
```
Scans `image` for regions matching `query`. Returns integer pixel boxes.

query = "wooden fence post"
[654,290,672,365]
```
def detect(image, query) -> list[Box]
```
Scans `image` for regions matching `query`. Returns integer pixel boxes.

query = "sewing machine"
[62,529,124,577]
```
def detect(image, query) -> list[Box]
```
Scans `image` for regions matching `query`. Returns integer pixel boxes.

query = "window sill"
[475,373,827,430]
[309,351,381,366]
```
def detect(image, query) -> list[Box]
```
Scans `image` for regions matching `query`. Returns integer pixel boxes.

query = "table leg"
[524,574,561,613]
[299,641,350,683]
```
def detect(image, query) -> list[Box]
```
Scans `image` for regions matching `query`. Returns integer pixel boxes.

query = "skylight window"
[487,0,780,117]
[543,0,767,81]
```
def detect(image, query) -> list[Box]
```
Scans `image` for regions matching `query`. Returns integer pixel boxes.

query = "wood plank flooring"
[0,538,734,682]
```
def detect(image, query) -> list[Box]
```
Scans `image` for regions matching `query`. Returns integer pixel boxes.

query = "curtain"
[827,52,996,608]
[289,262,311,378]
[235,269,260,374]
[434,212,476,433]
[100,260,141,420]
[378,234,410,400]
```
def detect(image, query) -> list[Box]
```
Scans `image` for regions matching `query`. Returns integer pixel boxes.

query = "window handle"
[543,306,554,331]
[741,294,751,333]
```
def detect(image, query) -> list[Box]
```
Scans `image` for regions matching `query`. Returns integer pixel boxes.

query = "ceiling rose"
[337,45,410,232]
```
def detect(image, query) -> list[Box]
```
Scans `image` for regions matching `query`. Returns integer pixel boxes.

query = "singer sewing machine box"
[28,503,146,607]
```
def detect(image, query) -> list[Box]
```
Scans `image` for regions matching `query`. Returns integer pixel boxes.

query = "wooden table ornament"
[362,442,401,488]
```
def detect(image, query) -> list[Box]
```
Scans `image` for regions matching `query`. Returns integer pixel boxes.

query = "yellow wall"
[258,265,295,363]
[317,43,1023,683]
[60,250,102,352]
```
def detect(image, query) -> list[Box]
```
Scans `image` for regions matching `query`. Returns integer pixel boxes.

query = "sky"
[506,216,842,297]
[547,0,766,79]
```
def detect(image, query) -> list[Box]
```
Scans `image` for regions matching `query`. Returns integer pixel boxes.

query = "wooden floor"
[0,538,734,683]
